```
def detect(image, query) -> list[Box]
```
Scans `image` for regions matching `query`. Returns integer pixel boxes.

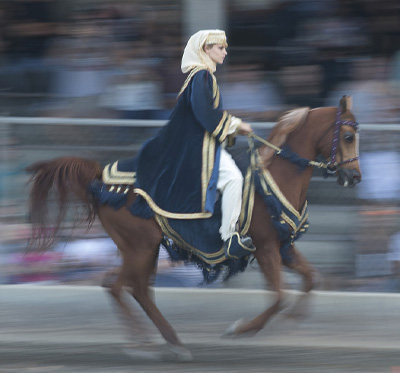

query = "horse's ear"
[340,95,352,112]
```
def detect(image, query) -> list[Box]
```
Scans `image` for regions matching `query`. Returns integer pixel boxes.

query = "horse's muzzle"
[337,168,362,188]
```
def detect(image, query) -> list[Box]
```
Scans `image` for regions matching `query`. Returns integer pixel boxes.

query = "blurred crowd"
[0,0,182,119]
[0,0,398,122]
[0,226,213,288]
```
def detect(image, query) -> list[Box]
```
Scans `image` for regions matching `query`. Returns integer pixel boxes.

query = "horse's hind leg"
[103,263,154,346]
[281,244,317,319]
[116,242,192,360]
[99,205,191,360]
[103,243,191,360]
[128,268,193,360]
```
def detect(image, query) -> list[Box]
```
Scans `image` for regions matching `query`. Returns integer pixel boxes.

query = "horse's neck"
[267,156,313,212]
[265,124,317,211]
[262,107,334,211]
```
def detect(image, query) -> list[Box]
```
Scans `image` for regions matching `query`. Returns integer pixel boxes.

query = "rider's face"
[204,44,227,65]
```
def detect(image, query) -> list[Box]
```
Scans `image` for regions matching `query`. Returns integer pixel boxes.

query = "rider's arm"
[189,70,236,143]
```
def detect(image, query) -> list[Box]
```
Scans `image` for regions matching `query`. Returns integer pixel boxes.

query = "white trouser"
[217,148,243,241]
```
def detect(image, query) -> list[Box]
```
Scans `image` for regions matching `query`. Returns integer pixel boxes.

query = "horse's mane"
[260,107,310,168]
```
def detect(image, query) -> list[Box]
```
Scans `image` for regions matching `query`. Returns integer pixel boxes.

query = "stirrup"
[224,232,255,259]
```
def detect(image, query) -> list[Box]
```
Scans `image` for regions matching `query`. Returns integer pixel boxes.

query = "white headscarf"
[181,30,228,74]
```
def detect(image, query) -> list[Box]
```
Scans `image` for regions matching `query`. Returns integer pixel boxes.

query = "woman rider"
[132,29,254,256]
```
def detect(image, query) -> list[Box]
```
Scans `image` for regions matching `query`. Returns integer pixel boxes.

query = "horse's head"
[320,96,362,187]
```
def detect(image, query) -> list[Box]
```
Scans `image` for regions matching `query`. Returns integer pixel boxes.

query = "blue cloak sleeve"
[189,70,233,143]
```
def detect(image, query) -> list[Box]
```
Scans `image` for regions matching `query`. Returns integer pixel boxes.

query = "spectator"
[98,40,165,119]
[42,15,113,117]
[3,0,58,93]
[325,56,400,124]
[220,64,287,121]
[387,230,400,291]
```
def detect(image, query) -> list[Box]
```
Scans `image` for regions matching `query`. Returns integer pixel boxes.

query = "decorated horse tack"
[26,96,361,360]
[250,104,360,177]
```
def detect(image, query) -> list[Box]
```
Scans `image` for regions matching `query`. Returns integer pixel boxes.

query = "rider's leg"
[217,148,243,241]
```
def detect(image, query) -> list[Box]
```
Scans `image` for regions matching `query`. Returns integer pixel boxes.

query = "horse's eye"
[344,132,354,143]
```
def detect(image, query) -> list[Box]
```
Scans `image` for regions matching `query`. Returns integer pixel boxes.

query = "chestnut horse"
[26,96,361,360]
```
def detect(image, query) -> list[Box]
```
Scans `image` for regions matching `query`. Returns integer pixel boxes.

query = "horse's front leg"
[281,244,317,319]
[224,243,283,337]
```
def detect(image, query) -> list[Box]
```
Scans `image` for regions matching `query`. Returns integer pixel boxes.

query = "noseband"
[325,107,359,175]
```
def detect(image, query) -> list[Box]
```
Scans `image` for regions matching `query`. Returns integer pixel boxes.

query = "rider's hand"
[238,121,253,136]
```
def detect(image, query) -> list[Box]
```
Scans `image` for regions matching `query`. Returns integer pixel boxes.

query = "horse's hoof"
[312,271,322,289]
[277,299,291,312]
[122,343,163,360]
[101,271,118,288]
[221,318,246,338]
[280,302,309,321]
[167,344,193,362]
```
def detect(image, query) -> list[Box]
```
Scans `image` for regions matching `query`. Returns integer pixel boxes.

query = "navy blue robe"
[133,67,235,219]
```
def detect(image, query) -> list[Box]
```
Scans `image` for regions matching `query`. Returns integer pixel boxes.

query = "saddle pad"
[93,142,309,278]
[102,158,136,185]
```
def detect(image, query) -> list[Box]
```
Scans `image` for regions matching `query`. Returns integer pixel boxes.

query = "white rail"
[0,116,399,131]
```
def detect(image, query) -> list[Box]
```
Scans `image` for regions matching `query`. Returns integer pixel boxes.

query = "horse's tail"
[26,156,102,250]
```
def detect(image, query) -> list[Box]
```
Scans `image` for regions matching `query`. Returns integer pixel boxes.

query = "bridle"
[324,107,359,175]
[248,106,359,175]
